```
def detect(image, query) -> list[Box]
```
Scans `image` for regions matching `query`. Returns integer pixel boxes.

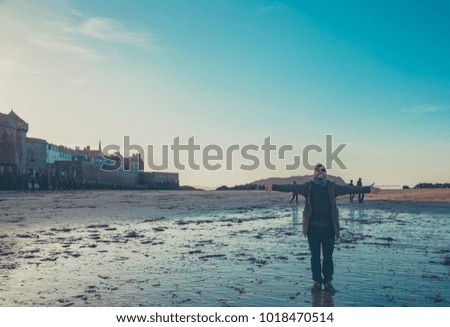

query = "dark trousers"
[358,192,364,203]
[307,226,335,282]
[350,193,355,202]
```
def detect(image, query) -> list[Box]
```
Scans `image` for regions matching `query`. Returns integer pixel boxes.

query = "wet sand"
[0,190,449,307]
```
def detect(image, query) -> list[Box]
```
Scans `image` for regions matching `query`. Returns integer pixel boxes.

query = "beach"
[360,188,450,202]
[0,189,449,307]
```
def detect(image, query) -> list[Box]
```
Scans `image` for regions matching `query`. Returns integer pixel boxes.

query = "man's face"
[314,166,327,179]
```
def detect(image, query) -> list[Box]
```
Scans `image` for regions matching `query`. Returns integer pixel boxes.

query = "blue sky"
[1,0,449,187]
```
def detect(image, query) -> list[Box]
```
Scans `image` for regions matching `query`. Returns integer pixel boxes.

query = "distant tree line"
[413,183,450,189]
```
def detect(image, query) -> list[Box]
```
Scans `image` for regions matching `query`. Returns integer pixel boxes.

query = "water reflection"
[311,291,335,307]
[292,206,299,225]
[342,205,365,236]
[348,206,356,220]
[357,206,365,220]
[292,206,301,234]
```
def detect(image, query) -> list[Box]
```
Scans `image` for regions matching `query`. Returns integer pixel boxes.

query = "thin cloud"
[258,3,290,15]
[0,58,22,76]
[63,17,160,51]
[1,0,161,65]
[29,36,104,60]
[70,9,85,17]
[0,0,103,61]
[401,105,445,113]
[0,59,22,69]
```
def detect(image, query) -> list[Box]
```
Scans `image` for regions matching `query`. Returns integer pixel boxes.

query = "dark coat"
[272,180,371,238]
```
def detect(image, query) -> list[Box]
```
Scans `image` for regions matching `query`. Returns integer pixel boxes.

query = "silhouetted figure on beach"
[266,164,377,293]
[348,180,355,202]
[289,181,299,204]
[357,178,364,203]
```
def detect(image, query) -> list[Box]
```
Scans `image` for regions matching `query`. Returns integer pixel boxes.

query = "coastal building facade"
[0,110,29,175]
[26,137,47,174]
[46,144,73,164]
[1,110,180,190]
[140,171,179,189]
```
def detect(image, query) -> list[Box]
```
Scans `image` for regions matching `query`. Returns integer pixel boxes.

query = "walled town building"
[46,144,73,164]
[0,110,29,175]
[140,171,179,189]
[1,110,179,190]
[26,137,47,174]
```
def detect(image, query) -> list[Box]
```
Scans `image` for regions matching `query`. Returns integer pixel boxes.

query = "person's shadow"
[311,291,335,307]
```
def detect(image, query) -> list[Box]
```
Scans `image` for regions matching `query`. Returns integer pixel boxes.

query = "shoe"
[310,281,321,292]
[323,281,335,293]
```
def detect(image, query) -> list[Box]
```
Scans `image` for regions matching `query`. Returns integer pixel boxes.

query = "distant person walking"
[290,181,299,204]
[266,164,377,292]
[348,180,355,202]
[357,178,364,203]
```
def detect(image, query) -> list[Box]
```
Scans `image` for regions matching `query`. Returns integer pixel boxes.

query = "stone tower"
[0,110,29,175]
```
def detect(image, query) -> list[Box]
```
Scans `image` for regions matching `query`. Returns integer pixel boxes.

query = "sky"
[1,0,449,188]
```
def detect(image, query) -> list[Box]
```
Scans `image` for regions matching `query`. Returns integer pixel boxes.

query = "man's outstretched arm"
[335,183,379,197]
[266,183,309,197]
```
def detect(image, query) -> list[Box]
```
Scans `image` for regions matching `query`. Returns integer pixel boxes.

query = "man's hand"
[370,183,380,194]
[265,183,273,193]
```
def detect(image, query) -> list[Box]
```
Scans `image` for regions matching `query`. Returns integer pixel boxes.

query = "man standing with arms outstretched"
[266,164,378,292]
